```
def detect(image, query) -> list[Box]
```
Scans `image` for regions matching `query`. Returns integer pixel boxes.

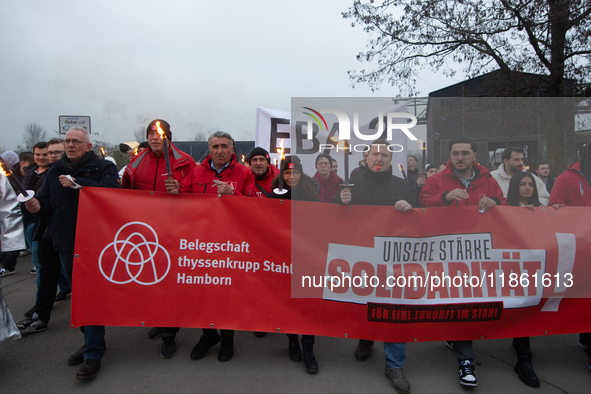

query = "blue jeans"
[384,342,407,369]
[59,250,105,360]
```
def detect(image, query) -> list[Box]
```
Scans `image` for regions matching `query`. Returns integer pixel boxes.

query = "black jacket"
[35,154,121,251]
[334,167,419,207]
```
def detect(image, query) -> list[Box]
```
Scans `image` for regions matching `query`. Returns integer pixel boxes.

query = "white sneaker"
[459,360,477,387]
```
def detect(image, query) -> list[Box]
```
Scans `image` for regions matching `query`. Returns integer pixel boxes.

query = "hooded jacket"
[179,153,255,196]
[420,160,507,207]
[122,143,195,192]
[548,162,591,206]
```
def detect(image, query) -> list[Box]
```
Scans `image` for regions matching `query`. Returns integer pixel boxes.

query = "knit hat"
[146,119,172,140]
[248,147,270,164]
[315,153,333,167]
[283,155,303,173]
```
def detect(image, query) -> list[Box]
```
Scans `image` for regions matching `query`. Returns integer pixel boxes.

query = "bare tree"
[195,131,207,141]
[134,126,146,143]
[343,0,591,170]
[22,123,47,151]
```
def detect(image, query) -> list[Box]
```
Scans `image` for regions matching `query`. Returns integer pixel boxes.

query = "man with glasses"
[313,153,342,203]
[24,128,120,380]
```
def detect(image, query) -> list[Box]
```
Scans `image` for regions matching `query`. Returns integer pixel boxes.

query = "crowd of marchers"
[0,118,588,394]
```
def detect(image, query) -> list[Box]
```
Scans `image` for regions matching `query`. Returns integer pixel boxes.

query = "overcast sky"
[0,0,457,151]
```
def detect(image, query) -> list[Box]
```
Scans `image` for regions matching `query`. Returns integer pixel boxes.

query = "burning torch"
[0,157,34,202]
[273,139,288,195]
[156,121,172,180]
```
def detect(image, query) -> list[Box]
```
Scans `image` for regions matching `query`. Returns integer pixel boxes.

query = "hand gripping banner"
[72,187,591,342]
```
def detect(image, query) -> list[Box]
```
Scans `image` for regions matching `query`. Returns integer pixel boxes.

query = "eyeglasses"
[316,161,331,167]
[48,150,65,157]
[64,139,88,146]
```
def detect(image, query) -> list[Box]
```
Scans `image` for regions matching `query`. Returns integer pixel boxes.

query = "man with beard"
[491,147,549,205]
[420,136,506,388]
[122,119,195,359]
[248,147,279,198]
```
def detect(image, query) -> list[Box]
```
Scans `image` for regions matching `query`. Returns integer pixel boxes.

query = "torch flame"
[330,136,348,150]
[156,121,166,140]
[100,147,105,155]
[241,155,245,163]
[398,163,404,172]
[276,139,285,160]
[0,164,11,177]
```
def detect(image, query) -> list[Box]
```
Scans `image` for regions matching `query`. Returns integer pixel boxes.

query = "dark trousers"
[203,328,234,339]
[35,237,65,322]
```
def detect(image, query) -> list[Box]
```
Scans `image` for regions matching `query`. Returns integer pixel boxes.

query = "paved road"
[1,254,589,393]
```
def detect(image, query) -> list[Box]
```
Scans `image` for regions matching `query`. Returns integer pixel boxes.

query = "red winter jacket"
[549,162,591,206]
[420,160,507,207]
[122,144,196,191]
[179,153,256,196]
[253,165,280,198]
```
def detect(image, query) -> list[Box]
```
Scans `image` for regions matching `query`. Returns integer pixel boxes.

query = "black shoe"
[190,334,221,360]
[0,268,15,277]
[68,346,85,366]
[148,327,162,339]
[446,341,455,351]
[76,359,101,380]
[302,340,318,373]
[161,335,177,359]
[254,332,267,337]
[288,337,302,361]
[218,338,234,362]
[515,359,540,388]
[24,306,36,318]
[54,291,71,303]
[355,339,374,361]
[17,317,48,334]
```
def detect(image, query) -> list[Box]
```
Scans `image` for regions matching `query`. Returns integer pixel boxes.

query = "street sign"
[58,116,91,134]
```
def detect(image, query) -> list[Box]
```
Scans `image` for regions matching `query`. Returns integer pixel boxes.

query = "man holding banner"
[336,139,416,394]
[420,135,506,388]
[170,131,255,362]
[122,119,196,359]
[24,127,120,380]
[248,147,278,198]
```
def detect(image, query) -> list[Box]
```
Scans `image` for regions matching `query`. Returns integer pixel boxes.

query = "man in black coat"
[335,139,416,394]
[24,127,120,380]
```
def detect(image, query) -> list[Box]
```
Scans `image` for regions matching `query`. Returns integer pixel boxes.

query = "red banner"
[72,187,591,342]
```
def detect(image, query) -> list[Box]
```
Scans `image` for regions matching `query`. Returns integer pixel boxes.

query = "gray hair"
[67,127,91,143]
[208,131,233,146]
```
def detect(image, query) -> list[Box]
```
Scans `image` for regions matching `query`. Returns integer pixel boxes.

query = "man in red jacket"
[420,136,505,388]
[122,119,196,359]
[549,139,591,369]
[169,131,255,362]
[122,119,195,192]
[248,147,279,198]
